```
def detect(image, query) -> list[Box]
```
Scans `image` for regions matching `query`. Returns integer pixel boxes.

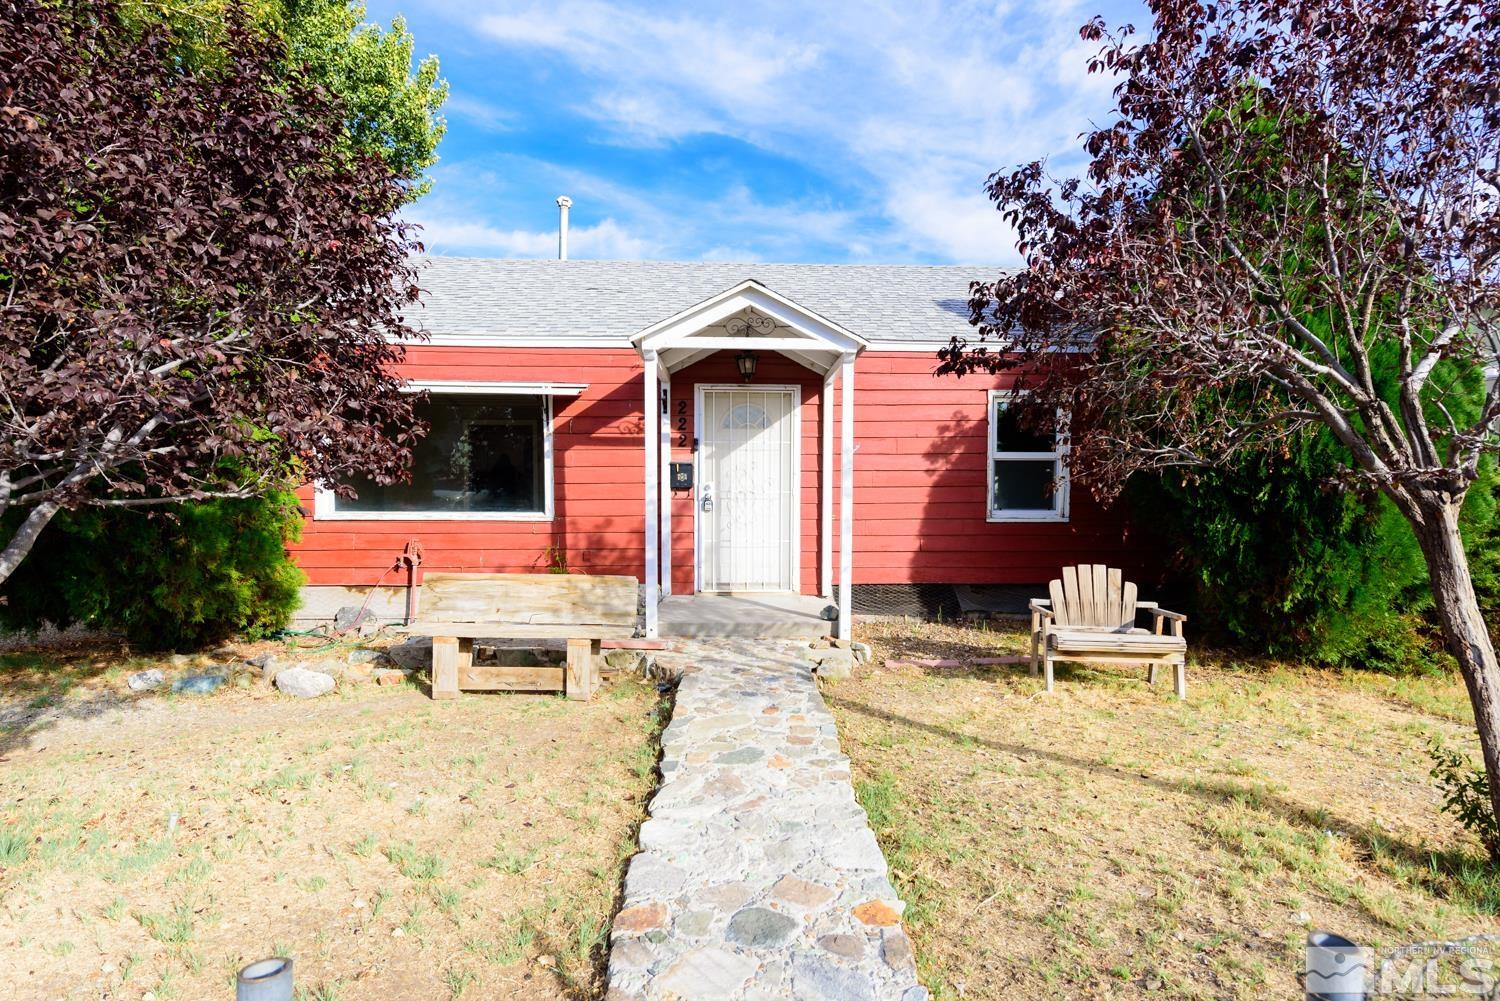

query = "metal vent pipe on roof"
[556,195,572,260]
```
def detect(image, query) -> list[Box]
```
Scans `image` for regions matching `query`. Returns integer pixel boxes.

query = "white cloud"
[431,0,1145,262]
[443,93,515,132]
[412,212,659,260]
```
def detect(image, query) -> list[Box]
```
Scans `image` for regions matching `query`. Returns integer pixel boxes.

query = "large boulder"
[172,673,225,695]
[275,667,336,698]
[332,605,372,633]
[811,647,855,681]
[127,669,165,692]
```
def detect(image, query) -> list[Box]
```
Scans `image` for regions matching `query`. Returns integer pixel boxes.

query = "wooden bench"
[1030,564,1188,698]
[400,573,639,701]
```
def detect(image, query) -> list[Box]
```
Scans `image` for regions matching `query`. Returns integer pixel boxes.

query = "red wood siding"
[289,346,1137,590]
[290,346,647,585]
[848,353,1135,583]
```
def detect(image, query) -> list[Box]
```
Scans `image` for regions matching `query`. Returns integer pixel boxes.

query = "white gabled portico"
[631,280,867,640]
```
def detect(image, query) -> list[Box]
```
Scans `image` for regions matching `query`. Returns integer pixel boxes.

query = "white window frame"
[986,389,1070,523]
[314,383,557,522]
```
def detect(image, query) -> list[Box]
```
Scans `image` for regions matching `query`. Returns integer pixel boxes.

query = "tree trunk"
[0,500,60,587]
[1411,493,1500,861]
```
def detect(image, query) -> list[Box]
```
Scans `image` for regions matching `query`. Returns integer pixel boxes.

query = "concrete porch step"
[657,593,835,639]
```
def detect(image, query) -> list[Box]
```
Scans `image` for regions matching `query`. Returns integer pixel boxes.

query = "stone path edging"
[606,639,927,1000]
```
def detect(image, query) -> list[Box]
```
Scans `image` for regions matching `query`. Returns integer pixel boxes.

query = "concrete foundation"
[297,585,836,640]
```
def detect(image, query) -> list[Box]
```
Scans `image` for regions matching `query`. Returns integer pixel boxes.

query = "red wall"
[852,353,1135,584]
[289,346,1136,589]
[290,346,646,586]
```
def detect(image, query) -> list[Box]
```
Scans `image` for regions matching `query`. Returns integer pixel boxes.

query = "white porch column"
[659,362,672,598]
[837,351,855,641]
[820,365,835,598]
[643,351,660,638]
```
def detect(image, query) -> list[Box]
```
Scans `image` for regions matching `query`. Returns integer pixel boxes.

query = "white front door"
[697,386,799,591]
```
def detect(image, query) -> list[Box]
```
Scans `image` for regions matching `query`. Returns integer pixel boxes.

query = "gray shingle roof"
[407,257,1007,345]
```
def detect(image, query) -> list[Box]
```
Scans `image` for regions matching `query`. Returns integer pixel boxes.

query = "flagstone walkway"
[605,639,927,1001]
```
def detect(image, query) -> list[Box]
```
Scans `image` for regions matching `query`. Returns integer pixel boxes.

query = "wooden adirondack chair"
[1029,564,1188,698]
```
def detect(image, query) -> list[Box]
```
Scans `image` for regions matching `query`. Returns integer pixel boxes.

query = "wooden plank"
[1048,651,1184,667]
[601,638,667,650]
[1050,632,1186,655]
[422,572,638,627]
[458,664,565,691]
[1069,566,1090,627]
[1106,567,1124,627]
[431,636,460,700]
[1122,581,1138,628]
[399,622,635,639]
[566,638,598,702]
[1049,578,1068,626]
[1092,564,1109,626]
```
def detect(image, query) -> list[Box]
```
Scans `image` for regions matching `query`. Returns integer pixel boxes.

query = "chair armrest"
[1147,606,1187,638]
[1028,600,1054,620]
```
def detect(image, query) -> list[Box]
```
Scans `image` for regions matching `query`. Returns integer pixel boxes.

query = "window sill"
[314,509,554,523]
[987,511,1069,524]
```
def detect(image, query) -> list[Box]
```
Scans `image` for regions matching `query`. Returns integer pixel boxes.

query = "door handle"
[700,484,713,512]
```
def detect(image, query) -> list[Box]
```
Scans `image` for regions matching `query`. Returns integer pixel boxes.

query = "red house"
[290,257,1132,638]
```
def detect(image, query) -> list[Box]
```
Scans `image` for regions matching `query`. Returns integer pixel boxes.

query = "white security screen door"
[697,386,799,591]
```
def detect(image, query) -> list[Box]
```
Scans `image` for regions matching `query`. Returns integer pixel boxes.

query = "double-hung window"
[987,390,1068,522]
[317,390,553,520]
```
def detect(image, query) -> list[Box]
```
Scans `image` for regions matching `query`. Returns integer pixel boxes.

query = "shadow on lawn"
[873,627,1027,667]
[828,691,1500,928]
[0,647,141,760]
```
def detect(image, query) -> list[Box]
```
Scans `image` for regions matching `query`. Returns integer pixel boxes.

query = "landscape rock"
[724,907,798,947]
[655,947,757,997]
[818,934,864,959]
[813,648,855,680]
[605,648,645,672]
[614,902,669,933]
[852,900,902,927]
[347,648,388,665]
[332,605,372,633]
[385,638,432,671]
[373,667,412,687]
[126,669,165,692]
[851,642,873,665]
[275,667,336,698]
[171,673,224,695]
[491,647,545,667]
[343,662,375,684]
[881,926,915,970]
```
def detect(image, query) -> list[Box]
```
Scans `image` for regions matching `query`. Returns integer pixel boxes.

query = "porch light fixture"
[736,350,757,382]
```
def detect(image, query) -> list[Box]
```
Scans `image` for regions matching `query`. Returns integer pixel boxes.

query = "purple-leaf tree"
[943,0,1499,847]
[0,2,424,584]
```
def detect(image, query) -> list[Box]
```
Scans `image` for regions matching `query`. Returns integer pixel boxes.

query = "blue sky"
[366,0,1149,265]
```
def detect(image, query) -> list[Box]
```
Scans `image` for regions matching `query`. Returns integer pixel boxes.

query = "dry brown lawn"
[0,638,663,1001]
[828,619,1500,1001]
